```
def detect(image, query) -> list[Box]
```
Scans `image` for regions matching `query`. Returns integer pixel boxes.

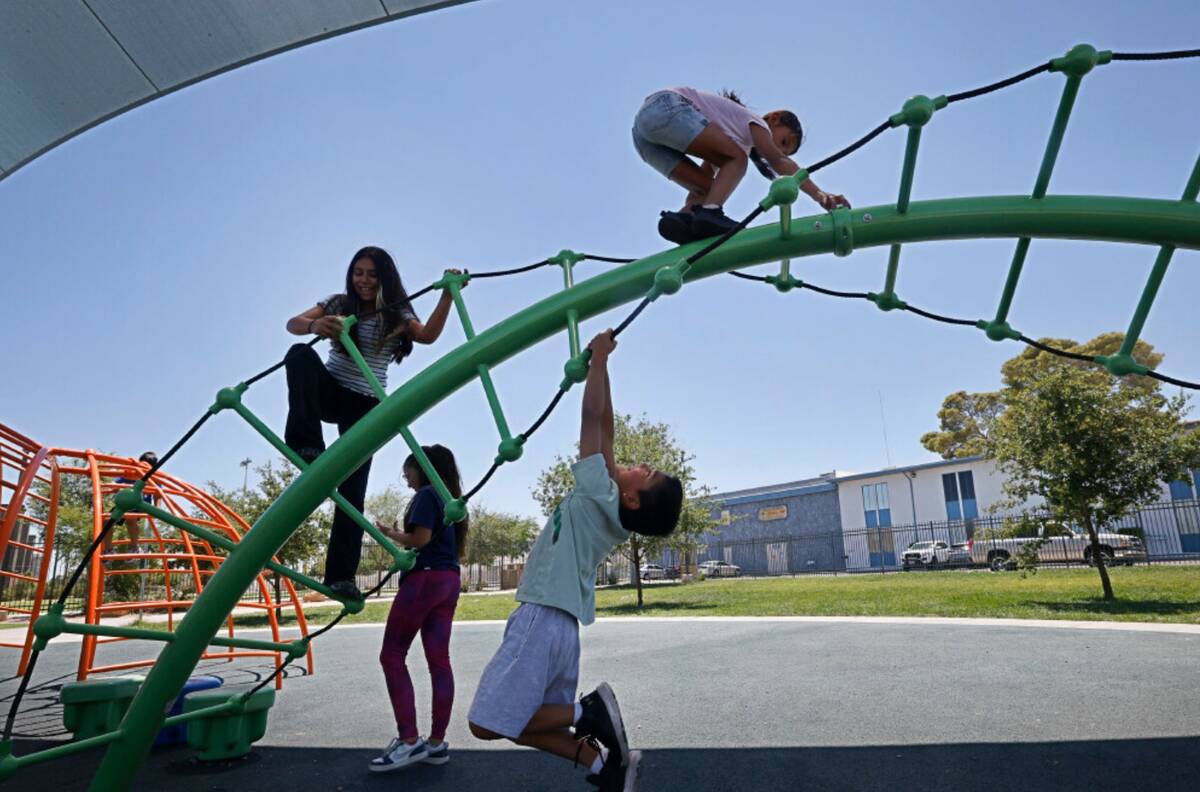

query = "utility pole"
[240,458,252,495]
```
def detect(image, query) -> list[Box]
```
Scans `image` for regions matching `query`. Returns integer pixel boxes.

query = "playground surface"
[4,618,1198,791]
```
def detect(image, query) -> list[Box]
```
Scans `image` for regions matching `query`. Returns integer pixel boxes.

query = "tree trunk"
[631,536,644,609]
[1082,513,1114,601]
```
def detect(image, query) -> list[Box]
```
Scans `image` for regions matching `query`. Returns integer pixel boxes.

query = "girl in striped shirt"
[283,246,463,600]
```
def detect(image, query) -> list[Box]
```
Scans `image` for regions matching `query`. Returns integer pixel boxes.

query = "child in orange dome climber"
[631,87,851,244]
[467,330,683,792]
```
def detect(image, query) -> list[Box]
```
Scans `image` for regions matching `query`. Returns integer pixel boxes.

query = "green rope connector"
[0,741,17,782]
[444,498,468,526]
[285,640,309,663]
[646,261,687,301]
[1095,353,1150,377]
[765,274,803,293]
[432,268,472,291]
[496,435,525,464]
[867,291,908,312]
[1049,43,1112,77]
[209,382,248,414]
[562,349,591,387]
[388,549,417,574]
[759,172,805,210]
[976,319,1022,342]
[830,207,855,257]
[888,94,947,128]
[31,601,66,653]
[549,249,586,268]
[112,482,146,515]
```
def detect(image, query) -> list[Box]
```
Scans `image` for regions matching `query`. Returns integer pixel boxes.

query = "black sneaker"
[328,580,363,601]
[657,210,695,245]
[295,446,323,465]
[575,683,629,766]
[690,206,740,239]
[586,748,641,791]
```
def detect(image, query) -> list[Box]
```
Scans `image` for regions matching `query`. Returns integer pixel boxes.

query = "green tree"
[360,485,410,575]
[920,390,1003,459]
[466,505,539,566]
[532,413,718,608]
[986,335,1191,600]
[921,334,1165,460]
[207,458,331,597]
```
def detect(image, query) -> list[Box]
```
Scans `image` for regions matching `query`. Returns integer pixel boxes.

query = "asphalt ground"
[3,618,1198,791]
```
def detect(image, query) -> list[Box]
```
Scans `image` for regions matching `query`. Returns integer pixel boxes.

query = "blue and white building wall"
[694,476,845,574]
[834,457,1009,569]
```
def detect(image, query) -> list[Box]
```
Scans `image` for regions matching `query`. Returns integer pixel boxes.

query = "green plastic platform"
[183,687,276,761]
[60,676,144,741]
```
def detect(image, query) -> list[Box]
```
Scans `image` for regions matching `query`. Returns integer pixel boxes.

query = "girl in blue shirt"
[370,444,468,773]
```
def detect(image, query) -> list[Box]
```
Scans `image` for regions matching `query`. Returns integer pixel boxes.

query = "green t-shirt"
[516,454,629,625]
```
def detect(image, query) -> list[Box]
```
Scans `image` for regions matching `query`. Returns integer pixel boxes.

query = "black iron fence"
[662,498,1200,577]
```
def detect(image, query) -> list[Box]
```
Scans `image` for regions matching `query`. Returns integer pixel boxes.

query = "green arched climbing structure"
[2,42,1198,792]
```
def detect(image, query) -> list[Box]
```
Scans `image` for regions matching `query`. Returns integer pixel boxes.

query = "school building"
[693,455,1200,574]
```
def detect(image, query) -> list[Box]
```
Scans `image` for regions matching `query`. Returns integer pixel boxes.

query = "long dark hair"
[330,246,416,362]
[403,444,468,561]
[720,90,803,180]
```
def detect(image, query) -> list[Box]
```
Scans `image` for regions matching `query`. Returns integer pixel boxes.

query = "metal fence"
[658,498,1200,577]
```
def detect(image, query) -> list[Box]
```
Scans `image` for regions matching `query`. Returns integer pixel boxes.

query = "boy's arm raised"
[580,331,618,477]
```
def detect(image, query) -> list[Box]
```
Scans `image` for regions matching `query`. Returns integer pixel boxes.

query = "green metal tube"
[228,400,409,565]
[132,499,337,599]
[989,75,1084,328]
[565,308,581,358]
[90,192,1200,790]
[991,236,1032,326]
[53,620,298,654]
[896,126,922,214]
[396,426,455,506]
[1033,76,1082,199]
[160,699,238,728]
[1117,150,1200,356]
[883,245,902,295]
[476,364,514,441]
[779,204,792,238]
[446,280,477,340]
[10,728,122,768]
[336,320,387,401]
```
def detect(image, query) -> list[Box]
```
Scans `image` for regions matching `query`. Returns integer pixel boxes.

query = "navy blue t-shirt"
[405,486,459,571]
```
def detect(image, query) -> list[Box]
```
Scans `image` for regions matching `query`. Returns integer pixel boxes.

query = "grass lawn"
[133,565,1200,632]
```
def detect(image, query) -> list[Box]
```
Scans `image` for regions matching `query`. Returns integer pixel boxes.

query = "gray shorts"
[631,90,709,178]
[468,602,580,739]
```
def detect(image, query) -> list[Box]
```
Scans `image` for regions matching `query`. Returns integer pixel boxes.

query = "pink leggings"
[378,570,461,741]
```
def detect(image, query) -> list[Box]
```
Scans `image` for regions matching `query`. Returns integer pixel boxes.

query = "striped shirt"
[319,295,417,397]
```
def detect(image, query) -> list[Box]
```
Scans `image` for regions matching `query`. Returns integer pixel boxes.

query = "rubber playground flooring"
[3,618,1198,791]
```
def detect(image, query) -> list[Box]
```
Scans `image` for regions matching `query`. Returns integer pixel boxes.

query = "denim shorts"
[631,90,709,178]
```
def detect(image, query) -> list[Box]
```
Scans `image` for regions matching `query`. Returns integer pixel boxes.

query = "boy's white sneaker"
[368,737,428,772]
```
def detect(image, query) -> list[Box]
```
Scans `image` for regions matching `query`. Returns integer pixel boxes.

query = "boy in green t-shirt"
[468,330,683,791]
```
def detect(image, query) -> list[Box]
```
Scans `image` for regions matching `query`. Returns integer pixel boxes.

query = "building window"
[1169,474,1196,501]
[942,471,979,520]
[862,483,891,528]
[717,509,732,526]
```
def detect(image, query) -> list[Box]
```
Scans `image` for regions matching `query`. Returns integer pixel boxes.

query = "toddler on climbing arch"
[631,87,850,244]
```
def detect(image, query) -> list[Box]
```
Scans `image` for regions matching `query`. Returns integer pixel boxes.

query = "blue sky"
[2,0,1198,521]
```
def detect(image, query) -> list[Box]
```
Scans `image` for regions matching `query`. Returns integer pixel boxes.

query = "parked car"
[902,541,953,569]
[968,523,1147,571]
[699,560,742,578]
[640,563,666,581]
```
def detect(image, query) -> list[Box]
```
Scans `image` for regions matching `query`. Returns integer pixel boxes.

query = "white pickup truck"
[968,524,1146,571]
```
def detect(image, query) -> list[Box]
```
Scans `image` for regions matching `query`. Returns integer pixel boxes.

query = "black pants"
[284,344,378,585]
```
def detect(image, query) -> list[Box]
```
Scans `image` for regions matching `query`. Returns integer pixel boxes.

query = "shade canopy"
[0,0,475,183]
